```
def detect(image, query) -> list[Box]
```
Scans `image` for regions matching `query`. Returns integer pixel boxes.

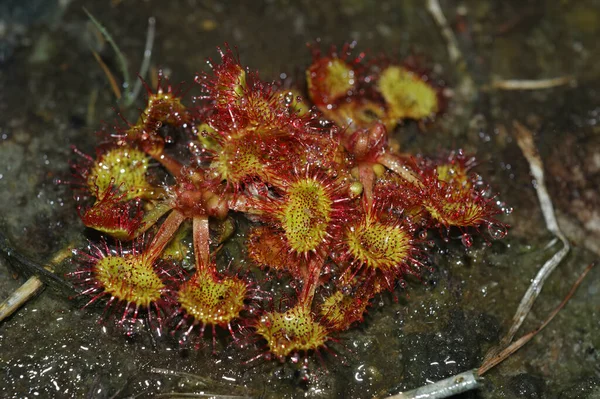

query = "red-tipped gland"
[253,171,352,258]
[254,304,330,361]
[376,65,440,122]
[408,153,508,237]
[85,146,156,202]
[340,207,421,291]
[319,286,373,332]
[307,57,356,107]
[80,190,143,241]
[198,45,248,108]
[246,225,309,279]
[68,239,179,336]
[174,268,248,348]
[141,71,190,128]
[306,42,365,109]
[209,132,285,188]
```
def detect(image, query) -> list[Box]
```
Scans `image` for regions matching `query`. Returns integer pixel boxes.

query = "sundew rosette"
[65,43,509,365]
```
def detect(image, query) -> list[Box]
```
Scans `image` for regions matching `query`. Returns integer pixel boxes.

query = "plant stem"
[298,256,324,306]
[358,162,375,209]
[378,153,419,185]
[146,209,186,264]
[193,215,210,271]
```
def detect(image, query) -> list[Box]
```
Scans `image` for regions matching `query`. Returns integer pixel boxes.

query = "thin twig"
[0,276,44,322]
[0,231,75,322]
[380,120,584,398]
[494,121,571,348]
[84,7,131,96]
[488,76,574,91]
[481,120,571,366]
[383,369,482,399]
[380,260,594,399]
[426,0,476,104]
[86,87,99,126]
[426,0,462,65]
[478,262,595,375]
[380,6,581,398]
[126,16,156,106]
[85,10,156,106]
[91,50,122,100]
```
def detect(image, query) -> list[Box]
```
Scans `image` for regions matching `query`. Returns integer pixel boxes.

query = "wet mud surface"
[1,1,599,398]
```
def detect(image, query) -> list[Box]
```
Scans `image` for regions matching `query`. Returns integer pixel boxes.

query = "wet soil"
[1,1,599,398]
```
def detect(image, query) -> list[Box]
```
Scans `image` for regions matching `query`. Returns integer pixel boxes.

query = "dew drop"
[283,92,294,105]
[341,285,352,295]
[479,187,492,198]
[418,230,428,240]
[290,352,300,363]
[461,233,473,248]
[487,222,508,240]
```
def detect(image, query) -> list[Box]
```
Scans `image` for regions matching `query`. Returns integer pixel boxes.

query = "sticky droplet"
[487,222,508,240]
[461,233,473,248]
